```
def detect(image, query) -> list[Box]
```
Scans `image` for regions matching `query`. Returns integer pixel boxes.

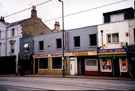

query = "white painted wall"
[128,19,135,45]
[6,25,22,56]
[0,22,7,56]
[98,20,130,49]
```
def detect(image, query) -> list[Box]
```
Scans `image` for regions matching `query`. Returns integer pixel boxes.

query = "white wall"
[128,19,135,45]
[6,25,22,56]
[0,22,7,56]
[98,20,130,49]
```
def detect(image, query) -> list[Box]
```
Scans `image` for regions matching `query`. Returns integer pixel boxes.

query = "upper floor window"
[12,28,15,36]
[11,43,15,54]
[56,38,62,49]
[107,33,119,44]
[24,43,30,52]
[110,13,124,22]
[39,41,44,51]
[74,36,80,47]
[89,34,97,46]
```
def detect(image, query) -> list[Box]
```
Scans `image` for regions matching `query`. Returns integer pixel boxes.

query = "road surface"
[0,77,135,90]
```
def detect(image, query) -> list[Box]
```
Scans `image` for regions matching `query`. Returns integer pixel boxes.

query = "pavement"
[0,74,135,81]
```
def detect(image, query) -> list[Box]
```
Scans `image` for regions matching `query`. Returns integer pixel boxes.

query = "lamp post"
[58,0,65,77]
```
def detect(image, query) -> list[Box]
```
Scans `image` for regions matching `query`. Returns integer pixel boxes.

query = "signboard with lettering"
[98,48,127,55]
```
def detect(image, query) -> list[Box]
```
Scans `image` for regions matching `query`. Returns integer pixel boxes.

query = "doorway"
[113,57,120,76]
[77,57,85,75]
[35,59,38,74]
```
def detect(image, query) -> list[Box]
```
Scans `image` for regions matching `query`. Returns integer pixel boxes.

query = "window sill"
[74,47,81,49]
[56,48,63,50]
[39,50,44,52]
[89,45,97,48]
[39,69,48,70]
[51,68,62,70]
[107,43,119,44]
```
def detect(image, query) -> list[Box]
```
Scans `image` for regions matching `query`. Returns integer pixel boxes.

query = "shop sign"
[51,53,63,57]
[33,54,48,58]
[98,48,127,55]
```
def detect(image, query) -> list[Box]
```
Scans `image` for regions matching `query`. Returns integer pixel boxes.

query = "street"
[0,77,135,90]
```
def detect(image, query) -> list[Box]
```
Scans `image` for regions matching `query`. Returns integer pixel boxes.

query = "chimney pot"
[31,5,37,18]
[54,21,60,32]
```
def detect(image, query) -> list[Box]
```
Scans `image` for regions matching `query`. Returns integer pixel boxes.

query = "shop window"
[39,58,48,69]
[24,43,30,52]
[39,41,44,51]
[56,38,62,48]
[52,57,62,69]
[120,58,128,72]
[86,60,97,66]
[74,36,80,47]
[102,58,111,70]
[12,28,15,36]
[107,33,119,43]
[89,34,97,46]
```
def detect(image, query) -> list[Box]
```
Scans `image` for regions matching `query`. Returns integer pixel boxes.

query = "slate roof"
[0,21,10,26]
[7,18,30,27]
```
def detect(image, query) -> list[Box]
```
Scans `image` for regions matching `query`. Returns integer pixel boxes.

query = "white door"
[70,61,75,75]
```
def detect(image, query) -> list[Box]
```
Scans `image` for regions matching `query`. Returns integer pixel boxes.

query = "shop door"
[35,59,38,74]
[113,58,120,76]
[77,57,85,75]
[70,61,75,75]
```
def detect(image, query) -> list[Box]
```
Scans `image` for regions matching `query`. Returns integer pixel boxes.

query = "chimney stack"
[54,21,60,32]
[31,5,37,18]
[0,16,5,22]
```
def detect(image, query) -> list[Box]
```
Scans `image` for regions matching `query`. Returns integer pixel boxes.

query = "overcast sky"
[0,0,134,30]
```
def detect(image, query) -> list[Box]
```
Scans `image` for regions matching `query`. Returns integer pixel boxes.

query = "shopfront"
[33,53,70,75]
[98,48,128,76]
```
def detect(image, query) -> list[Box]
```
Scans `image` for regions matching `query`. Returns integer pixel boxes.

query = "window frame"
[89,34,97,46]
[39,41,44,51]
[11,43,15,54]
[107,33,119,44]
[52,57,62,70]
[39,58,48,69]
[56,38,62,49]
[74,36,80,48]
[11,28,15,36]
[24,43,30,52]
